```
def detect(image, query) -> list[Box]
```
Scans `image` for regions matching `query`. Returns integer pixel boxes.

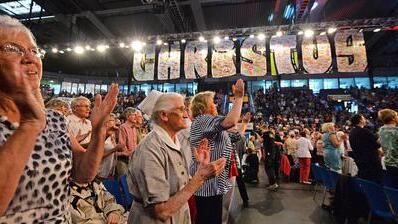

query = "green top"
[379,125,398,168]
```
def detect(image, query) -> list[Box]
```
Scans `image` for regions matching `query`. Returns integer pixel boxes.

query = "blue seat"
[120,175,134,209]
[317,166,338,205]
[355,178,395,224]
[311,164,323,201]
[383,170,396,188]
[384,186,398,219]
[103,179,125,206]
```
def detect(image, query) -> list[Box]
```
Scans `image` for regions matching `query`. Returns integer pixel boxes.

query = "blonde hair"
[321,122,335,133]
[378,109,398,124]
[45,98,69,111]
[190,91,215,118]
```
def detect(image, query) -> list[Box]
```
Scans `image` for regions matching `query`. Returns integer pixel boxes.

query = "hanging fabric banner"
[158,41,181,80]
[184,41,208,79]
[335,31,367,72]
[302,34,332,74]
[132,45,155,81]
[240,37,267,77]
[211,39,236,78]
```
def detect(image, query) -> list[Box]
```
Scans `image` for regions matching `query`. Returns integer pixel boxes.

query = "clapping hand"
[232,79,245,98]
[194,138,226,180]
[90,84,119,130]
[242,112,252,124]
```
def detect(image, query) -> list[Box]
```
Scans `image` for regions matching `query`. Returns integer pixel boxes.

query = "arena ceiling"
[1,0,398,77]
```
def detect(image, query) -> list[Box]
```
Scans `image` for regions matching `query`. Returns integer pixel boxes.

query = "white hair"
[70,96,90,110]
[152,92,184,123]
[0,15,35,42]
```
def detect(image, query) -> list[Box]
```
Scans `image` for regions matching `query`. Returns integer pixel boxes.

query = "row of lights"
[49,27,382,55]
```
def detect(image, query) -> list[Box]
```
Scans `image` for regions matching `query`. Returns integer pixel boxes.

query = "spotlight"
[232,37,237,41]
[359,29,363,33]
[51,48,58,53]
[224,36,229,40]
[66,47,72,52]
[163,42,168,46]
[298,31,304,35]
[181,39,186,43]
[327,27,337,34]
[276,31,283,37]
[304,29,314,38]
[74,46,85,54]
[373,28,381,32]
[85,45,91,50]
[156,39,162,45]
[249,34,255,38]
[131,41,144,51]
[96,44,107,52]
[199,36,205,42]
[119,42,125,48]
[257,33,266,40]
[59,50,64,54]
[320,31,326,35]
[213,36,221,44]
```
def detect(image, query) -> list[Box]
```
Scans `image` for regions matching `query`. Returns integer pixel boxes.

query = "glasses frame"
[0,42,45,59]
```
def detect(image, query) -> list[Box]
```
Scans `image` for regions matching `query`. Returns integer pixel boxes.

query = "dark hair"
[300,131,306,137]
[350,114,363,126]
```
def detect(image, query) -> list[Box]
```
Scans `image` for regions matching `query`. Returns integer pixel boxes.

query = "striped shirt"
[189,114,233,196]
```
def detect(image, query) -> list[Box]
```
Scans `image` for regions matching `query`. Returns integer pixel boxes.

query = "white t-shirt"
[67,114,92,145]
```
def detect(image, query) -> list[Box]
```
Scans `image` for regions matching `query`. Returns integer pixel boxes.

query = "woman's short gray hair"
[151,93,184,123]
[0,15,35,42]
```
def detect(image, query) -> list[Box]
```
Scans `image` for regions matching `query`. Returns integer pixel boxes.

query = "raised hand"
[194,138,210,166]
[232,79,245,98]
[90,84,119,130]
[242,112,252,123]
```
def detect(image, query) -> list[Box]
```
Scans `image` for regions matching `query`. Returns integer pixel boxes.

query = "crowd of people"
[1,14,398,224]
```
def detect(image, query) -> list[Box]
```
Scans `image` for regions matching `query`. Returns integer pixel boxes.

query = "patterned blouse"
[0,110,73,224]
[189,115,233,196]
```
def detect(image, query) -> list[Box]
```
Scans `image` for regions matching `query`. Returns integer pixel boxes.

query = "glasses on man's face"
[0,42,45,59]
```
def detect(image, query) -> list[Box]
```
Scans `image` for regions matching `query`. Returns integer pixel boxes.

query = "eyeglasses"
[0,42,45,59]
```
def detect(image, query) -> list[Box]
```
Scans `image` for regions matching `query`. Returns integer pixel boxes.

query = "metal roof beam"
[190,0,206,31]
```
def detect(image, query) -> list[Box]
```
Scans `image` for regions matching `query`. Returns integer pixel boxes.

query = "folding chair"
[311,163,323,201]
[103,179,125,206]
[318,166,338,205]
[384,186,398,220]
[355,178,395,224]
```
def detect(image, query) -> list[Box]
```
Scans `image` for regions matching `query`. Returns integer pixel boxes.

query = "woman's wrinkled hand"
[232,79,245,98]
[194,138,226,180]
[90,84,119,130]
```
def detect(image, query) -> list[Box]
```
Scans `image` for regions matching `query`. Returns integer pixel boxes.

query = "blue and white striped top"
[189,114,233,196]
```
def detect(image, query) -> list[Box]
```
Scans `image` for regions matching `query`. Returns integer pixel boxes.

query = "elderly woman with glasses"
[189,79,244,224]
[0,15,118,223]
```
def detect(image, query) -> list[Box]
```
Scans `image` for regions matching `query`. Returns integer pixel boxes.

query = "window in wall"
[309,79,323,93]
[323,78,338,89]
[71,83,78,94]
[94,85,101,94]
[354,77,370,89]
[101,85,108,93]
[374,77,388,88]
[291,79,308,88]
[85,84,95,94]
[163,83,175,92]
[141,84,151,95]
[176,83,187,94]
[192,82,198,94]
[339,78,355,89]
[77,83,85,94]
[123,85,128,94]
[251,81,265,93]
[388,77,398,88]
[50,84,61,95]
[265,81,275,89]
[280,80,291,88]
[61,82,71,93]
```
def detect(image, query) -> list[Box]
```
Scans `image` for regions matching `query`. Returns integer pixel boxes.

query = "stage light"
[320,31,326,35]
[257,33,265,40]
[276,31,283,37]
[359,29,363,33]
[163,42,168,46]
[181,39,186,43]
[327,27,337,34]
[66,47,72,52]
[213,36,221,44]
[304,29,314,38]
[249,34,255,38]
[373,28,381,32]
[156,39,162,45]
[59,50,64,54]
[119,42,125,48]
[85,45,91,50]
[232,37,237,41]
[74,46,85,54]
[298,31,304,35]
[199,36,205,42]
[51,48,58,53]
[224,36,229,40]
[131,41,144,51]
[96,44,107,52]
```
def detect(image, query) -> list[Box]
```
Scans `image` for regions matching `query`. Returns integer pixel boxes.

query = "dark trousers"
[195,195,223,224]
[264,160,277,185]
[386,166,398,188]
[236,169,249,202]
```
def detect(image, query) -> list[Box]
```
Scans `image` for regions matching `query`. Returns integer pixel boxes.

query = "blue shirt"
[322,132,342,171]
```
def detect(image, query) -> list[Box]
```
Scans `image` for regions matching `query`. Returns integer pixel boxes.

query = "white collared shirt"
[152,124,181,151]
[67,114,92,144]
